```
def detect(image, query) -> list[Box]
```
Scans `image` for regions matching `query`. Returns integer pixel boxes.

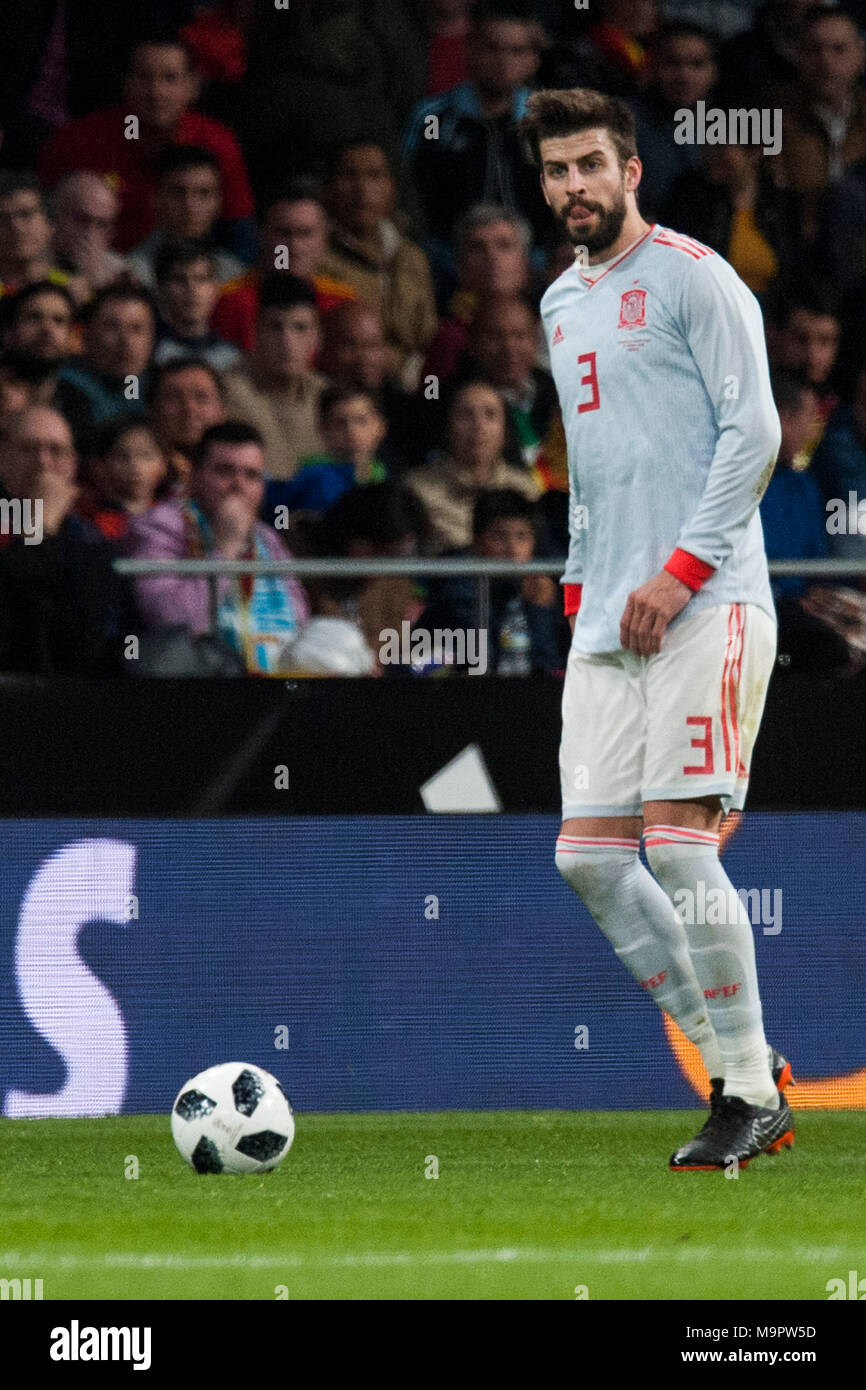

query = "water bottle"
[497,597,532,676]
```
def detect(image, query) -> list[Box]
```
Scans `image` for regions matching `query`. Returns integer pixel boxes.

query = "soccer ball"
[171,1062,295,1175]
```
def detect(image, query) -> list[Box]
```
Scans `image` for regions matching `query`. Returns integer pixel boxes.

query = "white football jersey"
[541,224,780,653]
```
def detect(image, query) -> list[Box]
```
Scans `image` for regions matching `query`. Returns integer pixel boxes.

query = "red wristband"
[563,582,583,616]
[664,548,716,592]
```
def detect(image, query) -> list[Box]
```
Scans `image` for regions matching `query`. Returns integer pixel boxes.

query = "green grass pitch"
[2,1110,864,1300]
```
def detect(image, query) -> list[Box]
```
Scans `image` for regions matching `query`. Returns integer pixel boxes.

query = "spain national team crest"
[618,288,647,329]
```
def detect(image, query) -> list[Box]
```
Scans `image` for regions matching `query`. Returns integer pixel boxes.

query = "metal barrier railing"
[113,555,866,637]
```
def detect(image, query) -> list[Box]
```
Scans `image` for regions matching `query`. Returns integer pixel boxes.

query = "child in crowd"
[76,415,169,541]
[262,386,388,545]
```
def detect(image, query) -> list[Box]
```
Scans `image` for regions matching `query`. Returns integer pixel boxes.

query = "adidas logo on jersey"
[552,324,565,345]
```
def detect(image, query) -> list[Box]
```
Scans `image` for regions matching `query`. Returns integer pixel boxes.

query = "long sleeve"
[668,255,781,573]
[562,472,585,587]
[123,505,213,636]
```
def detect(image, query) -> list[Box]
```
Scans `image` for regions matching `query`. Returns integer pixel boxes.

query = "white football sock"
[644,825,778,1109]
[555,835,724,1078]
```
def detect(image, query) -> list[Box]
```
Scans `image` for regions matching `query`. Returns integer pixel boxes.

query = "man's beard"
[555,188,628,257]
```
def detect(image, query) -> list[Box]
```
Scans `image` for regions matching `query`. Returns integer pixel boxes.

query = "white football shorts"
[560,602,777,818]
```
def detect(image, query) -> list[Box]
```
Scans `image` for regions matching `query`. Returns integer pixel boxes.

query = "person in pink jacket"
[123,420,309,675]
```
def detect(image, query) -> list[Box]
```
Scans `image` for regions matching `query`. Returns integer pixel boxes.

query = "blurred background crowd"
[0,0,865,677]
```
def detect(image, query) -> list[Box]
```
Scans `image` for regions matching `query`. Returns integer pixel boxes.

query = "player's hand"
[620,569,692,656]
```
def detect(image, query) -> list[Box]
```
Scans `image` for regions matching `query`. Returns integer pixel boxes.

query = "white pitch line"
[0,1246,856,1270]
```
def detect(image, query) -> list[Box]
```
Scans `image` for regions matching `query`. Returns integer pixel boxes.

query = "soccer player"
[520,89,794,1170]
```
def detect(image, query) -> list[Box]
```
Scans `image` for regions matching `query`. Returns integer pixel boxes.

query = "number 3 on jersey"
[577,351,600,414]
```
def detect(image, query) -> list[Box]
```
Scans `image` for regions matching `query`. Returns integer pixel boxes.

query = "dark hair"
[1,279,75,328]
[91,412,162,458]
[257,270,319,316]
[324,138,392,183]
[472,1,545,35]
[470,292,539,335]
[0,347,56,384]
[448,376,509,419]
[127,33,195,72]
[154,237,219,285]
[803,4,862,35]
[149,354,227,402]
[82,283,157,325]
[0,172,46,207]
[648,20,718,59]
[318,481,429,554]
[155,143,222,182]
[473,488,538,538]
[770,368,817,415]
[194,419,265,467]
[261,178,326,220]
[765,278,842,330]
[520,87,638,170]
[318,384,383,422]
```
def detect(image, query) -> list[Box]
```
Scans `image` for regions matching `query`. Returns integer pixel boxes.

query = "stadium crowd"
[0,0,865,677]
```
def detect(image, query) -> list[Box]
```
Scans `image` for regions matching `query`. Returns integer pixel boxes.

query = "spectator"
[150,356,228,480]
[771,6,866,245]
[223,273,327,480]
[585,0,659,91]
[0,173,82,301]
[627,21,719,221]
[761,369,828,598]
[55,284,157,447]
[0,405,128,673]
[766,280,842,426]
[76,415,169,542]
[402,3,548,288]
[464,294,562,481]
[0,352,38,432]
[49,172,128,291]
[423,204,532,381]
[763,368,865,670]
[152,239,240,369]
[320,140,438,388]
[264,386,389,533]
[238,0,427,192]
[823,152,866,293]
[663,142,804,293]
[39,36,255,256]
[1,281,76,370]
[211,181,357,353]
[300,480,429,676]
[318,301,421,473]
[0,4,202,167]
[812,360,866,563]
[123,420,310,676]
[540,0,658,99]
[416,487,570,675]
[125,145,246,289]
[426,1,473,95]
[719,0,820,106]
[181,1,250,102]
[0,280,93,435]
[404,379,539,552]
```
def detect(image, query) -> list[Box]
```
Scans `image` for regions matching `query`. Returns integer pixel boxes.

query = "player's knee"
[555,840,637,916]
[644,837,716,886]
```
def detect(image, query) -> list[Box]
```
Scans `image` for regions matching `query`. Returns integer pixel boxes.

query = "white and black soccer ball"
[171,1062,295,1175]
